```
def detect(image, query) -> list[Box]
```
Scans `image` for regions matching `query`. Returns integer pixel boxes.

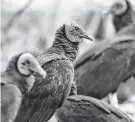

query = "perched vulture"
[56,95,132,122]
[74,0,135,99]
[1,53,46,122]
[14,23,93,122]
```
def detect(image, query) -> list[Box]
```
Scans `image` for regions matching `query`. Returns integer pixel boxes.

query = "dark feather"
[56,95,132,122]
[74,25,135,98]
[1,53,33,122]
[14,25,81,122]
[113,0,134,32]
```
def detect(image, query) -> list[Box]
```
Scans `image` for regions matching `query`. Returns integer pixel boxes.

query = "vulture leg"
[14,23,93,122]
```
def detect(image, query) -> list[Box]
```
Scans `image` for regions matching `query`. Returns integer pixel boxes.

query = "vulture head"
[17,53,46,78]
[106,0,133,32]
[54,23,93,61]
[63,23,93,43]
[108,0,129,15]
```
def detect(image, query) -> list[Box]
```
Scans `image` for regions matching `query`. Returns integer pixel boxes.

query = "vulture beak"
[103,8,112,17]
[104,4,116,16]
[32,66,47,79]
[30,62,47,79]
[35,66,47,79]
[81,32,93,41]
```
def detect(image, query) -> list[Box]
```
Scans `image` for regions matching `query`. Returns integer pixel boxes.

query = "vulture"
[56,95,132,122]
[74,0,135,99]
[1,53,46,122]
[106,0,135,104]
[107,0,135,32]
[14,23,93,122]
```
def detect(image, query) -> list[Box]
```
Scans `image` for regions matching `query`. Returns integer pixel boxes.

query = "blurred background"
[1,0,135,71]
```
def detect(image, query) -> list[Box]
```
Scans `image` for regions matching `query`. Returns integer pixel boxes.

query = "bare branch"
[2,0,35,48]
[4,0,34,33]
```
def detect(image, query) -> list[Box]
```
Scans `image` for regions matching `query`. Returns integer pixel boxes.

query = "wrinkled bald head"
[17,53,46,78]
[53,23,93,61]
[108,0,129,15]
[62,23,93,43]
[106,0,134,32]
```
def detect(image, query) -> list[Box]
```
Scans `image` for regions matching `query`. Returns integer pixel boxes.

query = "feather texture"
[112,0,134,32]
[74,25,135,98]
[56,95,132,122]
[74,0,135,98]
[1,53,44,122]
[14,24,91,122]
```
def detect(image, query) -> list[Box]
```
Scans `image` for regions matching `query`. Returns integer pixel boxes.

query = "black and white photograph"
[1,0,135,122]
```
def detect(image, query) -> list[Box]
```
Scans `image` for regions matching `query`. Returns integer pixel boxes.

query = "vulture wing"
[56,95,132,122]
[74,25,135,98]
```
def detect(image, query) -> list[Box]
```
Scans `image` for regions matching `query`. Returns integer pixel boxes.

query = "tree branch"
[2,0,35,47]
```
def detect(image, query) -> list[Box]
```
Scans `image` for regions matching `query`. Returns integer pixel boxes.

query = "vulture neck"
[114,5,134,32]
[51,29,79,62]
[5,55,34,94]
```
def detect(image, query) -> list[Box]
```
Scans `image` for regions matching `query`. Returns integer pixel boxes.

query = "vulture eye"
[75,27,79,30]
[115,3,122,9]
[22,62,26,65]
[26,60,30,64]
